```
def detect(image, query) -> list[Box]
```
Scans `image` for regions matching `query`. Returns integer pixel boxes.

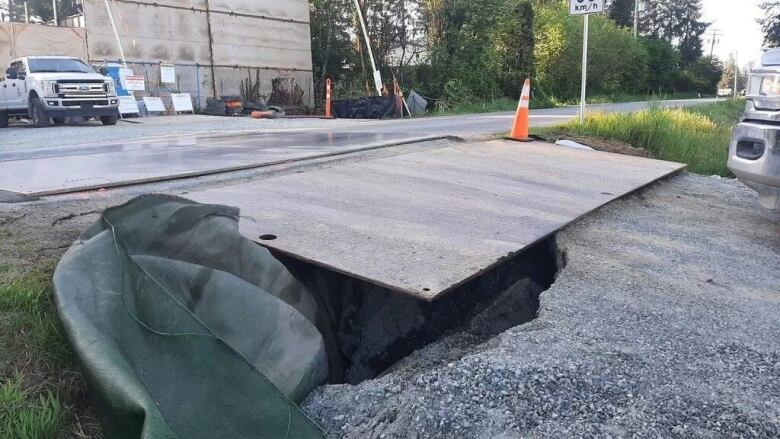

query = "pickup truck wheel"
[30,98,50,128]
[0,112,7,128]
[101,115,119,126]
[52,117,66,125]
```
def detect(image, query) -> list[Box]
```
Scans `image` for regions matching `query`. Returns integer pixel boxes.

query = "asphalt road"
[0,98,721,151]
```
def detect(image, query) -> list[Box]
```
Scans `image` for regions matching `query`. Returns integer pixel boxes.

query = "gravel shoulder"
[302,173,780,438]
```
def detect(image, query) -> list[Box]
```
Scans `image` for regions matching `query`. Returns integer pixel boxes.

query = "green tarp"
[53,195,327,439]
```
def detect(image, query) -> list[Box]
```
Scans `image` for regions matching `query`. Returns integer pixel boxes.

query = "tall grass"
[0,375,66,439]
[536,99,745,176]
[0,271,85,438]
[0,271,73,368]
[689,98,747,127]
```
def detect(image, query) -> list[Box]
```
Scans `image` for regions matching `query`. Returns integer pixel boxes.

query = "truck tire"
[0,112,7,128]
[30,98,50,128]
[52,117,66,125]
[101,115,119,126]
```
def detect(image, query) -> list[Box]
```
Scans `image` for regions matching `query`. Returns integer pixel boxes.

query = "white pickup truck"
[728,48,780,210]
[0,56,120,128]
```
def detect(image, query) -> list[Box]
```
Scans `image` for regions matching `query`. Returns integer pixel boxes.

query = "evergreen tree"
[420,0,535,100]
[759,1,780,48]
[638,0,667,38]
[639,0,707,64]
[671,0,708,64]
[489,0,535,97]
[310,0,356,105]
[608,0,634,29]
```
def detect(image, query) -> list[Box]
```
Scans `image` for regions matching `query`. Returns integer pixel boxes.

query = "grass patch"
[534,99,745,176]
[0,375,66,439]
[0,270,73,369]
[0,269,100,438]
[581,92,701,106]
[688,98,747,127]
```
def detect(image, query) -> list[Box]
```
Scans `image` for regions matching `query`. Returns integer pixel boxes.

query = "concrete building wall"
[82,0,313,107]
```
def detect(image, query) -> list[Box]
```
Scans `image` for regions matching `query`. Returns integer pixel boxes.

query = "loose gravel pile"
[303,174,780,438]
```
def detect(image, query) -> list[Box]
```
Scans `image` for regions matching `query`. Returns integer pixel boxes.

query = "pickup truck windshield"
[27,58,93,74]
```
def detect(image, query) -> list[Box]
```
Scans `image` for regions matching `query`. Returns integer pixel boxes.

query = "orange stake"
[509,79,532,142]
[325,78,333,118]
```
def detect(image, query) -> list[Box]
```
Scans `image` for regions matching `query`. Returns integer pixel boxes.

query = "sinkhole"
[274,235,565,385]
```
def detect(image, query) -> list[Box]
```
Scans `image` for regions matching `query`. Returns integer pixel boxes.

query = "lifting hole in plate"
[259,234,278,241]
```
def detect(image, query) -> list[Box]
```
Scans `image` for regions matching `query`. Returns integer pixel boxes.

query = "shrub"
[534,3,648,101]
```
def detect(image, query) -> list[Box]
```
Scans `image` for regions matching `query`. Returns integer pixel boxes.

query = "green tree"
[310,0,356,105]
[640,37,681,94]
[639,0,708,64]
[718,54,748,92]
[759,1,780,47]
[672,0,708,64]
[535,2,647,100]
[5,0,80,23]
[488,0,535,98]
[608,0,635,29]
[419,0,534,100]
[678,57,723,94]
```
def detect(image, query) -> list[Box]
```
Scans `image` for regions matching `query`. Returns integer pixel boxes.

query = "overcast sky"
[700,0,765,68]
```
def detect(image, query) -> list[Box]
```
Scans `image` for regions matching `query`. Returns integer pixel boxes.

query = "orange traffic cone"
[325,78,333,118]
[509,79,532,142]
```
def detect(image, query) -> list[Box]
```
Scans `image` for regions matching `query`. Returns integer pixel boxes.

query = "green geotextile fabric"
[53,195,328,439]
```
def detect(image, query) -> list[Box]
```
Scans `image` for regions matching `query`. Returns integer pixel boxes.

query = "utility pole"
[633,0,639,38]
[52,0,58,25]
[103,0,126,65]
[353,0,383,96]
[734,52,739,98]
[706,29,722,60]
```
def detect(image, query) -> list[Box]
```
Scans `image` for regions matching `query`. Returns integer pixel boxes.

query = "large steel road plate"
[191,140,685,301]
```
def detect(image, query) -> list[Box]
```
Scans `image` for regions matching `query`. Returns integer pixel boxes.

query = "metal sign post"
[570,0,604,123]
[580,14,589,124]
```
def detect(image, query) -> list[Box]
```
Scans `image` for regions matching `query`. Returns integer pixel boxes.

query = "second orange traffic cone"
[509,79,532,142]
[325,78,333,118]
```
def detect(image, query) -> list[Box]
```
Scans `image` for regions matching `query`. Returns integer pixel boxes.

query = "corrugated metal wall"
[0,23,88,71]
[82,0,313,107]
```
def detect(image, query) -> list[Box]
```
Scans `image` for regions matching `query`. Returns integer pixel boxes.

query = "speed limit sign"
[569,0,604,15]
[569,0,604,123]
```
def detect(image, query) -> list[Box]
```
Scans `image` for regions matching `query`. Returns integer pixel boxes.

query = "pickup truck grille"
[62,100,110,107]
[57,83,108,98]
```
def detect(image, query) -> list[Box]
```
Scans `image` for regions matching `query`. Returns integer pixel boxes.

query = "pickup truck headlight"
[41,80,59,98]
[105,81,117,97]
[749,73,780,97]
